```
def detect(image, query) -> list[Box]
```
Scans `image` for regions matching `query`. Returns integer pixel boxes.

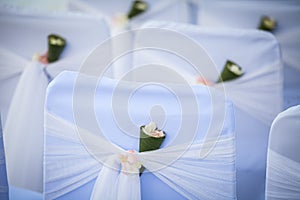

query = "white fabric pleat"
[0,46,28,81]
[214,62,282,125]
[69,0,189,26]
[3,61,49,192]
[90,156,141,200]
[45,113,236,200]
[266,150,300,200]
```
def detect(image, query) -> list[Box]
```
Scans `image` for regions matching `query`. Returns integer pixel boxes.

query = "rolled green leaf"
[47,34,66,63]
[258,16,276,32]
[127,0,148,19]
[217,60,244,83]
[139,126,165,152]
[139,123,165,175]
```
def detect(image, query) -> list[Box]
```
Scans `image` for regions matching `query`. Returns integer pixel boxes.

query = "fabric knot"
[119,150,141,175]
[32,52,49,64]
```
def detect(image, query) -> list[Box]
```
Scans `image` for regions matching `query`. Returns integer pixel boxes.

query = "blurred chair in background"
[197,0,300,110]
[265,105,300,200]
[133,21,283,200]
[0,7,110,193]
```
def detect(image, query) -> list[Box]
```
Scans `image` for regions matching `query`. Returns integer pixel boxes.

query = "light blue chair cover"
[44,71,236,199]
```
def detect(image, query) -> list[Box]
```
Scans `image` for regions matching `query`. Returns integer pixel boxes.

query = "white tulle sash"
[4,60,49,192]
[45,113,236,200]
[266,150,300,200]
[214,62,282,125]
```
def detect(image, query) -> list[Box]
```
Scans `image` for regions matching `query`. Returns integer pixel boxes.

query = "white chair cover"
[198,0,300,109]
[0,8,110,192]
[266,105,300,199]
[44,71,236,200]
[133,21,283,200]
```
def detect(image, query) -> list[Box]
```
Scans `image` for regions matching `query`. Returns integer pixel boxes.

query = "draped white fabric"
[0,47,28,126]
[266,105,300,199]
[4,61,49,193]
[45,113,236,200]
[214,63,282,125]
[0,47,27,81]
[266,150,300,200]
[0,8,110,192]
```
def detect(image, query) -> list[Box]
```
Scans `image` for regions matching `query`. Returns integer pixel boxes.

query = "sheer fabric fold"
[266,150,300,200]
[214,62,282,125]
[45,113,236,200]
[266,105,300,199]
[0,47,27,81]
[4,61,49,192]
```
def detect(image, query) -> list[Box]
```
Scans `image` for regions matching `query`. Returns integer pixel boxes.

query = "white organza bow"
[45,113,236,200]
